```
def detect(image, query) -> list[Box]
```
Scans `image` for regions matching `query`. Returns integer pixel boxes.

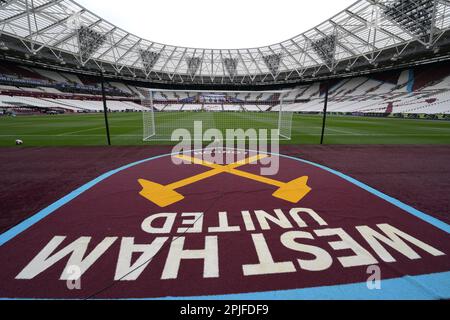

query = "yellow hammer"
[139,154,268,207]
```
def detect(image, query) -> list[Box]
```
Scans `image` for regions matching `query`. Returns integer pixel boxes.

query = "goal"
[142,89,294,142]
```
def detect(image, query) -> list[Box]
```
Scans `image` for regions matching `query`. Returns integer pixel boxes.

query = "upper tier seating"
[1,61,450,115]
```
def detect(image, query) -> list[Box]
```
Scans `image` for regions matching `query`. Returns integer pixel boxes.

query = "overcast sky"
[76,0,356,49]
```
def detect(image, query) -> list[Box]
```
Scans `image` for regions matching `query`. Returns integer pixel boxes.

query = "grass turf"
[0,112,449,146]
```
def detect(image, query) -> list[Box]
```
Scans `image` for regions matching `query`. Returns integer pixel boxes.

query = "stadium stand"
[1,60,450,116]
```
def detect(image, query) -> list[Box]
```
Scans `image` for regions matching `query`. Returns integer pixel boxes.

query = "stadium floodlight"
[263,54,282,76]
[186,57,202,76]
[223,58,239,77]
[77,26,107,64]
[140,49,160,75]
[382,0,435,42]
[311,35,336,67]
[141,89,296,142]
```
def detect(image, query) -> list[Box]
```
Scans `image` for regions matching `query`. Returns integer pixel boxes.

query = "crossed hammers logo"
[138,154,312,208]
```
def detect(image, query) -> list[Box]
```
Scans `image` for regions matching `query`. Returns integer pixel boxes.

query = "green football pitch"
[0,112,449,146]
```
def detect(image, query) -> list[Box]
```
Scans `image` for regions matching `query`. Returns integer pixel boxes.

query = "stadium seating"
[1,61,450,116]
[32,68,68,83]
[223,105,242,111]
[182,104,203,111]
[241,105,260,111]
[204,105,223,112]
[163,104,183,111]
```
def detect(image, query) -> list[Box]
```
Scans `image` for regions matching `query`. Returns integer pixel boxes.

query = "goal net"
[142,89,295,142]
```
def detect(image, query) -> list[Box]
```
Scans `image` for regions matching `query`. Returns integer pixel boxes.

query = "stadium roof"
[1,0,450,86]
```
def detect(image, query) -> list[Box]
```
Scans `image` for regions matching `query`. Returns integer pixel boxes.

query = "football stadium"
[0,0,449,304]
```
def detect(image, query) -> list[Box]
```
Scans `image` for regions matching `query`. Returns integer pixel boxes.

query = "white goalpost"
[142,89,295,141]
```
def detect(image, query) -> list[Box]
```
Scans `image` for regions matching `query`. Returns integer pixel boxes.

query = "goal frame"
[142,88,294,142]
